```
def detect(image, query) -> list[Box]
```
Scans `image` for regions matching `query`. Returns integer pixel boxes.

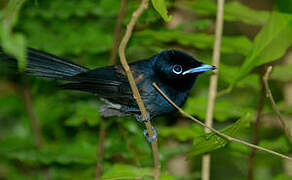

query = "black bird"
[0,48,215,142]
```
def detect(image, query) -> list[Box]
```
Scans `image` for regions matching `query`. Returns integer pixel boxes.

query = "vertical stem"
[95,118,107,178]
[95,0,128,177]
[202,0,224,180]
[282,52,292,176]
[22,87,43,149]
[247,79,265,180]
[118,0,160,179]
[109,0,128,65]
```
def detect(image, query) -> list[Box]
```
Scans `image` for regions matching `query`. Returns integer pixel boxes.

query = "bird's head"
[153,49,216,91]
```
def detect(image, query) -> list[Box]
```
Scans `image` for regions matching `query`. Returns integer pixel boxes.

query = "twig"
[247,79,265,180]
[118,0,161,179]
[153,82,292,161]
[263,66,292,143]
[96,1,128,177]
[202,0,225,180]
[21,87,43,149]
[109,0,128,65]
[95,117,107,178]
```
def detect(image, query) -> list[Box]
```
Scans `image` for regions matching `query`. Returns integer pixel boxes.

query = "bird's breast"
[140,80,188,117]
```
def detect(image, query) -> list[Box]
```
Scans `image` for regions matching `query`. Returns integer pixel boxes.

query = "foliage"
[151,0,172,22]
[271,64,292,82]
[188,113,251,158]
[100,164,152,180]
[0,0,291,179]
[135,30,252,55]
[231,12,292,88]
[183,0,270,25]
[0,0,26,70]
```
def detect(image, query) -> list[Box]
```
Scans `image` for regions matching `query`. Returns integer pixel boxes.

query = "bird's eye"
[172,64,183,74]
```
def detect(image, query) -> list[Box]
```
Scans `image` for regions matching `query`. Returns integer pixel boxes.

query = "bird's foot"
[135,112,157,142]
[143,126,157,143]
[135,112,150,122]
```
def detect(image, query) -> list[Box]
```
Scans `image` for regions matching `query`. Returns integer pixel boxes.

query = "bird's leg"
[135,112,150,122]
[135,112,157,142]
[143,126,157,143]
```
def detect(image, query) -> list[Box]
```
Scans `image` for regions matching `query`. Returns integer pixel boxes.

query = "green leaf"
[271,64,292,82]
[160,174,176,180]
[100,164,152,180]
[188,113,251,158]
[224,1,270,25]
[184,95,255,122]
[23,0,121,19]
[273,174,292,180]
[21,20,113,56]
[65,101,100,127]
[3,140,97,165]
[183,0,270,25]
[230,12,292,88]
[276,0,292,14]
[135,30,252,55]
[151,0,172,22]
[0,0,27,71]
[219,63,260,88]
[192,19,212,31]
[259,136,292,153]
[160,124,204,141]
[280,104,292,114]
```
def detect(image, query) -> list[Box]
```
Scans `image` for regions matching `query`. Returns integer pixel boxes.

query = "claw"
[143,126,157,143]
[136,112,150,122]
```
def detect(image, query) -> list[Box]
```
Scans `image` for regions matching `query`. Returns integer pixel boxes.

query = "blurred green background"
[0,0,292,179]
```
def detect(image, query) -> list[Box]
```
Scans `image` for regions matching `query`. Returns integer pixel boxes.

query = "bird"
[0,47,216,142]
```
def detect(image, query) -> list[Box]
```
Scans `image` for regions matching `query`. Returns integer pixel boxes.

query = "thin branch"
[247,79,265,180]
[153,82,292,161]
[202,0,225,180]
[96,1,128,177]
[109,0,127,65]
[263,66,292,143]
[118,0,160,179]
[21,87,43,149]
[95,117,107,178]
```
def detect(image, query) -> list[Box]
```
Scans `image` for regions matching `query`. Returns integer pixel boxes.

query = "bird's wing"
[61,64,149,107]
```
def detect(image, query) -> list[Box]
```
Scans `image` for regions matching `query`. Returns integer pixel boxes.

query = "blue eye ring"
[172,64,183,74]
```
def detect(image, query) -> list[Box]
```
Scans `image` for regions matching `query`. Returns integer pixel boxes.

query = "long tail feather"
[0,47,89,79]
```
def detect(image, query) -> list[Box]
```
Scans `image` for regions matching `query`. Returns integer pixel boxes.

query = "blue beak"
[182,64,216,75]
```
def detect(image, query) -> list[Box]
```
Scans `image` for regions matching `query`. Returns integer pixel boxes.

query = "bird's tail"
[0,47,88,79]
